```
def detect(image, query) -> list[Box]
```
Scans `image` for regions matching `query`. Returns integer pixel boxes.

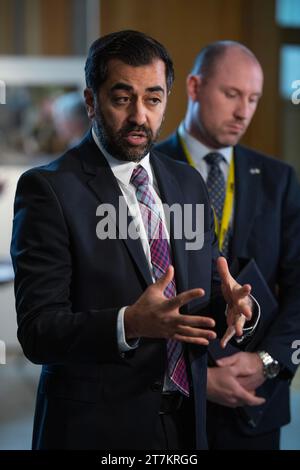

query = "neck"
[183,116,219,150]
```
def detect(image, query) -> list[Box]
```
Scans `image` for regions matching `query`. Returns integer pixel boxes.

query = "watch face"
[267,361,280,379]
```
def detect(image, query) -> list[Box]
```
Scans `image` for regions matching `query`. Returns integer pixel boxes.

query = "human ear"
[84,88,95,119]
[186,74,202,102]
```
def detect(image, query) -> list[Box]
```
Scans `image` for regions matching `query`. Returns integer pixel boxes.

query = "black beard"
[93,108,162,162]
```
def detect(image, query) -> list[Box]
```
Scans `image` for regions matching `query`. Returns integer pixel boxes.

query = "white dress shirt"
[178,122,232,182]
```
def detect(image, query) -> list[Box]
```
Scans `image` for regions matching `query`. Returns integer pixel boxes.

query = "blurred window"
[280,45,300,99]
[276,0,300,28]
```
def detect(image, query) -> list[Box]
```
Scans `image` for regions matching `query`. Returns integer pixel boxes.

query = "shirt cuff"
[224,294,260,344]
[235,293,261,344]
[117,306,140,353]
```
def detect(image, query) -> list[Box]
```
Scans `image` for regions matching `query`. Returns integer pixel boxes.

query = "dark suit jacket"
[156,131,300,435]
[11,131,226,450]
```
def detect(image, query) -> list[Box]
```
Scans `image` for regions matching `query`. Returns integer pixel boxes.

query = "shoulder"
[236,144,295,174]
[155,132,179,150]
[155,131,187,162]
[17,134,92,187]
[235,145,299,190]
[16,153,75,198]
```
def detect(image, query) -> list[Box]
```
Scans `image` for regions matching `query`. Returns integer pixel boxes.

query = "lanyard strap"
[179,135,235,251]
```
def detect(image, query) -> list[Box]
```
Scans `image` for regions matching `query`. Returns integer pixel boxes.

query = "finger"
[225,287,251,319]
[238,300,252,321]
[237,387,266,406]
[230,303,251,322]
[165,287,205,310]
[217,256,231,286]
[228,313,246,337]
[235,284,252,299]
[237,313,246,336]
[172,334,210,346]
[220,325,236,348]
[154,265,174,293]
[177,314,215,328]
[216,353,240,367]
[175,325,217,340]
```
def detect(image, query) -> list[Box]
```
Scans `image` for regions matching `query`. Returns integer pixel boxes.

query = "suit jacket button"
[151,380,162,392]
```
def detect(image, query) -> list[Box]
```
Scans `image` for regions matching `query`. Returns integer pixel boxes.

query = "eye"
[249,96,260,104]
[146,97,162,105]
[113,96,130,105]
[225,91,237,99]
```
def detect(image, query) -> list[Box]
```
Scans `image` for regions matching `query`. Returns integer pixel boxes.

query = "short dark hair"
[191,40,257,78]
[85,30,174,94]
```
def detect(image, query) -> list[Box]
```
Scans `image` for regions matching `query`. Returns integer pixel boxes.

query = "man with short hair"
[156,40,300,449]
[11,32,260,450]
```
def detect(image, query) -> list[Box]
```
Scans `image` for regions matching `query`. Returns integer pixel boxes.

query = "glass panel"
[280,44,300,174]
[280,45,300,99]
[276,0,300,28]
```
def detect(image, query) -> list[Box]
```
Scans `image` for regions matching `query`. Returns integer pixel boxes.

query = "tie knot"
[205,152,224,166]
[130,165,149,189]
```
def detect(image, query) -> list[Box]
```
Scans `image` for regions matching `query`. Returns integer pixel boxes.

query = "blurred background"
[0,0,299,449]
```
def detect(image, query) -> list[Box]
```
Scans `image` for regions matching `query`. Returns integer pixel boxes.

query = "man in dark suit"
[11,32,261,450]
[156,41,300,449]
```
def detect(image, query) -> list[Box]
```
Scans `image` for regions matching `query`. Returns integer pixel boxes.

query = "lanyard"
[179,135,235,251]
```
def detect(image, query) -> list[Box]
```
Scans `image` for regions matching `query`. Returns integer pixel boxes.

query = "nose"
[128,100,147,126]
[234,98,251,121]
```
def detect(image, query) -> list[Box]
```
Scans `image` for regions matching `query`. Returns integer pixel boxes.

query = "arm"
[11,170,122,365]
[207,167,300,405]
[258,167,300,376]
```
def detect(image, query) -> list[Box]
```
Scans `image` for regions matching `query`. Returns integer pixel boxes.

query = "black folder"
[236,258,278,350]
[208,258,279,428]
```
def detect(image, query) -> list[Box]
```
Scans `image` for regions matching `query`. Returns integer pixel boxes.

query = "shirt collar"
[92,127,152,186]
[178,121,232,164]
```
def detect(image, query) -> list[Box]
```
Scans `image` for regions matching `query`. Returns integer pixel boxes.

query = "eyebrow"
[224,86,262,97]
[110,83,165,94]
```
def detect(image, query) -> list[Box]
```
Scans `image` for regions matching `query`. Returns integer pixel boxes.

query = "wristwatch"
[257,351,280,379]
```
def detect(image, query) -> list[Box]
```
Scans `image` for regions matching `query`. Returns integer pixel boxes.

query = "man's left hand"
[216,351,265,391]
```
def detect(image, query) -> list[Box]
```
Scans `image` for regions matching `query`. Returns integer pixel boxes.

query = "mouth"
[123,131,148,146]
[227,123,245,133]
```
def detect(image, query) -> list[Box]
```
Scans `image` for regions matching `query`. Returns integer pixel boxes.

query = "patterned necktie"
[205,152,230,257]
[130,165,189,396]
[205,152,225,222]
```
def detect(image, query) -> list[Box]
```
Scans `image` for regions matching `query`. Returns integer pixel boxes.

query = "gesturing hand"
[124,265,217,346]
[217,257,253,348]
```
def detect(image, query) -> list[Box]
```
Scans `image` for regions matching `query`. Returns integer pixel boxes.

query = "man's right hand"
[207,366,266,407]
[124,265,217,345]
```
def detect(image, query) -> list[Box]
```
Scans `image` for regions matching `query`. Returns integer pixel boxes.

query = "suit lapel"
[231,146,262,256]
[79,134,153,286]
[151,152,188,294]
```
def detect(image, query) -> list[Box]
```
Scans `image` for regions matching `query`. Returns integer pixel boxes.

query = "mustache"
[118,124,153,139]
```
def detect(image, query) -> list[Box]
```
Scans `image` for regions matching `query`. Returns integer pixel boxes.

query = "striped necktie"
[130,165,189,396]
